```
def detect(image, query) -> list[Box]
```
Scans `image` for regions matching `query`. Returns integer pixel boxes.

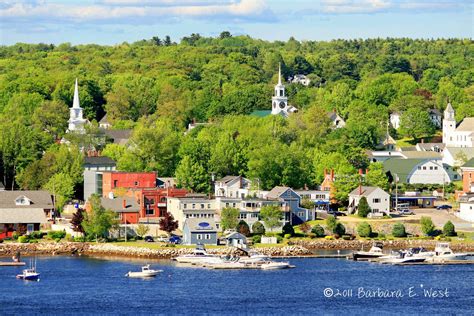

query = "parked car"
[157,235,168,243]
[144,236,154,242]
[398,209,414,215]
[168,235,182,244]
[436,204,452,210]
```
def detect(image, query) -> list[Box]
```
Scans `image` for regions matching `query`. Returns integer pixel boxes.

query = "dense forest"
[0,34,473,205]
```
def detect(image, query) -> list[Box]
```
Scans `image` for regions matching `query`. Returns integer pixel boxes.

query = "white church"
[271,64,298,117]
[67,79,87,133]
[442,102,474,148]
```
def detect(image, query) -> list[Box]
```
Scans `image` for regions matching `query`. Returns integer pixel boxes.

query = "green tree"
[282,222,295,236]
[252,221,266,235]
[357,222,372,237]
[392,222,407,237]
[334,222,346,237]
[443,221,456,237]
[135,224,150,238]
[175,155,210,193]
[236,220,250,237]
[399,107,435,141]
[365,162,389,190]
[357,197,371,218]
[82,195,118,241]
[420,216,435,236]
[326,215,338,232]
[43,172,75,212]
[311,224,325,237]
[220,207,239,232]
[259,205,282,232]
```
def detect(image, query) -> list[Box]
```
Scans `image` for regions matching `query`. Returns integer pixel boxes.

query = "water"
[1,256,473,315]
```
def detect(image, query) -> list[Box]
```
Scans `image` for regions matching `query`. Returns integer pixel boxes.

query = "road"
[412,208,474,232]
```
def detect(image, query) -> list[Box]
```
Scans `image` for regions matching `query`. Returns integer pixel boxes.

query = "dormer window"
[15,195,31,206]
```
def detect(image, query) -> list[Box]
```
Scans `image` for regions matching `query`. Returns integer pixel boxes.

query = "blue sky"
[0,0,472,45]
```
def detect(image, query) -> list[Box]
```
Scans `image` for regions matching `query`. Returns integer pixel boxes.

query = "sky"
[0,0,472,45]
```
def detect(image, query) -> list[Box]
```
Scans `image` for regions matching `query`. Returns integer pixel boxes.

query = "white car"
[398,209,414,215]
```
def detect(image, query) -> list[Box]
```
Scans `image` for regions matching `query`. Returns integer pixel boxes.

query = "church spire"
[73,78,80,109]
[278,63,282,85]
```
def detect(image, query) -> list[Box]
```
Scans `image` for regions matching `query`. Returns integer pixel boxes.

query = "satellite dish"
[108,192,114,199]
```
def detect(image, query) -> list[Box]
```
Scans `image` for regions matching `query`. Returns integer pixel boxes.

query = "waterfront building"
[224,232,247,247]
[182,218,218,245]
[83,156,117,201]
[383,158,459,184]
[266,186,312,224]
[0,190,54,237]
[348,186,390,214]
[96,196,140,224]
[167,196,217,230]
[460,158,474,194]
[214,175,252,198]
[100,171,157,198]
[138,188,188,223]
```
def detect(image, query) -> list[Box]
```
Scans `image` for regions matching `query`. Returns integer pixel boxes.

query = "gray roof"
[416,143,445,152]
[429,108,442,116]
[100,197,140,213]
[349,186,387,197]
[0,208,47,224]
[225,232,247,240]
[401,151,442,159]
[266,186,291,199]
[104,129,132,145]
[157,177,177,187]
[0,190,53,209]
[216,175,241,184]
[445,147,474,161]
[99,114,109,124]
[456,117,474,132]
[84,156,116,166]
[445,102,454,113]
[184,218,217,232]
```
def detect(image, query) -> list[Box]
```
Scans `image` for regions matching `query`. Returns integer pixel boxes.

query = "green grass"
[109,241,224,249]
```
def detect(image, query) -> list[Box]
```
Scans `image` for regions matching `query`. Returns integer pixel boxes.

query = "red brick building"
[102,172,157,198]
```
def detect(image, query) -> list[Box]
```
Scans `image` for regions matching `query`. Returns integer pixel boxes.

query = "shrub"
[311,224,325,238]
[65,234,74,242]
[443,221,456,236]
[29,231,44,239]
[252,235,261,244]
[299,222,311,235]
[420,217,435,236]
[18,235,29,243]
[307,232,316,238]
[12,232,19,240]
[392,223,407,237]
[357,222,372,237]
[252,221,265,235]
[236,220,251,237]
[284,233,292,239]
[276,235,283,244]
[358,197,371,218]
[326,215,337,232]
[48,230,66,240]
[282,223,295,236]
[324,235,334,240]
[333,223,346,237]
[74,236,86,242]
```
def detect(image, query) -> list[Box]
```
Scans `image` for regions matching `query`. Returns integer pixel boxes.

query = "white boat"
[173,245,219,264]
[125,264,162,278]
[261,261,292,270]
[16,258,40,281]
[239,251,271,264]
[352,242,385,261]
[379,251,426,264]
[428,243,468,261]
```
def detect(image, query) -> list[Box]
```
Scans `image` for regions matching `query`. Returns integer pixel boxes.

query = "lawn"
[109,241,223,249]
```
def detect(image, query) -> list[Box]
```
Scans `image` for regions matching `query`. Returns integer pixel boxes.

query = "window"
[145,207,154,216]
[207,204,211,209]
[429,166,433,170]
[225,203,229,207]
[417,166,421,170]
[134,181,139,186]
[183,203,187,209]
[434,166,438,170]
[186,214,190,218]
[422,166,426,170]
[205,234,211,240]
[373,209,379,212]
[192,204,196,209]
[113,180,118,188]
[298,212,304,217]
[239,213,246,219]
[232,203,236,207]
[201,204,204,209]
[197,234,202,240]
[373,198,381,203]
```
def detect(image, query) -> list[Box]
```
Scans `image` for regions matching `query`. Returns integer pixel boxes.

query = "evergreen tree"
[357,197,371,218]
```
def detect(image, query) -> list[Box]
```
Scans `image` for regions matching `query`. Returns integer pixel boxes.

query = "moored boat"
[125,265,162,278]
[16,258,40,281]
[428,243,468,261]
[260,261,292,270]
[352,242,385,261]
[173,244,219,263]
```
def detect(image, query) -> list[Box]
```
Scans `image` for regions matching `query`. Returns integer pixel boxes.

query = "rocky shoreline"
[1,240,473,260]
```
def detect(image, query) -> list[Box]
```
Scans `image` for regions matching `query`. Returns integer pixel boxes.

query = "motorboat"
[260,261,292,270]
[428,243,468,261]
[125,265,162,278]
[378,250,426,264]
[173,245,219,264]
[16,258,40,281]
[352,242,385,261]
[238,251,271,264]
[408,247,435,259]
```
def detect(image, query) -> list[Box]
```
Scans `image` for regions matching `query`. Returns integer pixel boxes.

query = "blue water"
[1,256,473,315]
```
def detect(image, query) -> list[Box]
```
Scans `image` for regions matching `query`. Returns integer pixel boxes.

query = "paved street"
[412,208,474,232]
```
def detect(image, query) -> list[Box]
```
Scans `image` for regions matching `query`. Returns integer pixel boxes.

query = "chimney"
[122,199,126,209]
[421,138,424,144]
[324,169,327,177]
[330,169,334,179]
[359,169,363,175]
[365,169,369,175]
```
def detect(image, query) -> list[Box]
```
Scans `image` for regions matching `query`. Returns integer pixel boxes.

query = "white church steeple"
[67,78,87,133]
[271,63,289,116]
[442,100,456,144]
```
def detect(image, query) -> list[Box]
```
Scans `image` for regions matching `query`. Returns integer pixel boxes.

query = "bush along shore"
[1,240,474,259]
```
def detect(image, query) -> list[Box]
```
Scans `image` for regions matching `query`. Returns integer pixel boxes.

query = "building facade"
[348,186,391,214]
[214,176,252,198]
[167,196,217,230]
[83,156,117,201]
[101,171,157,198]
[443,102,474,148]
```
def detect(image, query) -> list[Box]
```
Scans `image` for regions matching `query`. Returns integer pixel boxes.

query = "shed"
[182,218,217,245]
[225,232,247,247]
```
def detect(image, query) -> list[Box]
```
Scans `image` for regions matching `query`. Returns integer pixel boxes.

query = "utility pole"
[394,173,398,212]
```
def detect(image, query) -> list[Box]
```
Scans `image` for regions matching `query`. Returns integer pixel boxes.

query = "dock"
[271,254,348,259]
[0,261,26,266]
[389,260,474,266]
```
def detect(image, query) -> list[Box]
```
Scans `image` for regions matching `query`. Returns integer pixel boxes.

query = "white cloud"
[321,0,392,14]
[0,0,272,22]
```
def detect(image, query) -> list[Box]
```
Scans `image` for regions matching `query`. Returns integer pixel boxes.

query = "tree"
[300,198,314,211]
[259,205,282,232]
[443,221,456,237]
[357,197,371,218]
[71,209,85,233]
[365,162,389,190]
[420,216,435,236]
[82,195,118,241]
[175,155,210,193]
[334,223,346,237]
[220,207,239,232]
[311,224,325,237]
[299,222,311,235]
[399,107,435,141]
[219,31,232,39]
[392,222,407,237]
[326,215,338,232]
[282,222,295,236]
[136,224,150,238]
[159,211,179,235]
[357,222,372,237]
[252,221,265,235]
[43,172,75,212]
[236,220,250,237]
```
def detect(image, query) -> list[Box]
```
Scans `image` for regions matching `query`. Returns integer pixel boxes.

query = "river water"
[1,255,473,315]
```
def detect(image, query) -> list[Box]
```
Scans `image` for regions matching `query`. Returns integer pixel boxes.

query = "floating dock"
[0,261,26,266]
